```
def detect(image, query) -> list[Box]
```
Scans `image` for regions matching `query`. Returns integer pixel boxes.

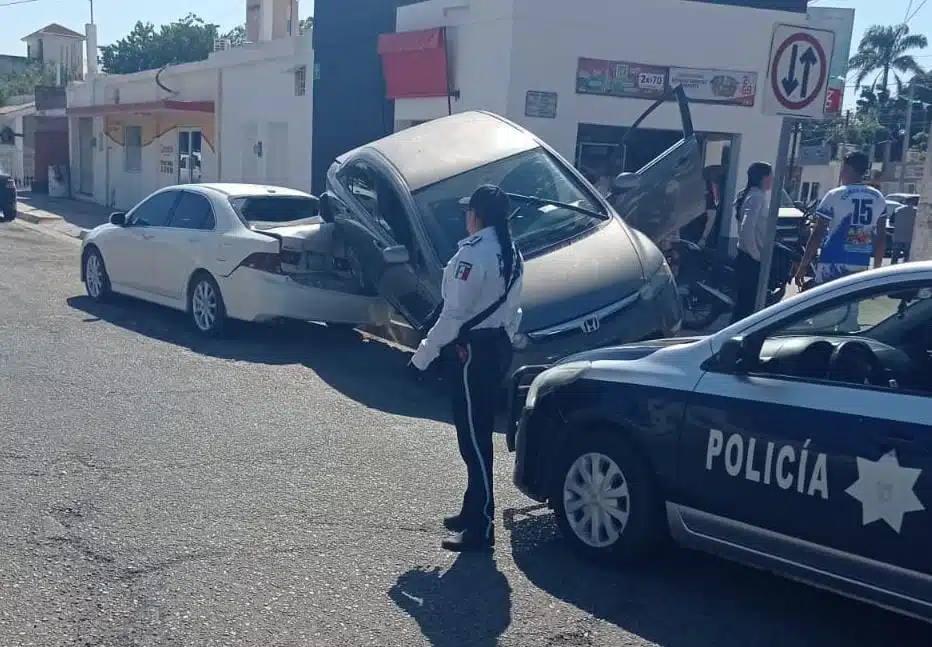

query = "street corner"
[16,203,90,241]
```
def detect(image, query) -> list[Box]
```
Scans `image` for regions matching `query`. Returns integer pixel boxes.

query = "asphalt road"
[0,219,928,647]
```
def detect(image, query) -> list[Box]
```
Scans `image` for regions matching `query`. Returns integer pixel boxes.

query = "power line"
[0,0,40,6]
[907,0,929,22]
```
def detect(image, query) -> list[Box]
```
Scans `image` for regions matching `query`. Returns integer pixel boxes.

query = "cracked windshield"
[1,0,930,645]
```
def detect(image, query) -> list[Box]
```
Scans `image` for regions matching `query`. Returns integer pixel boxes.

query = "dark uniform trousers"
[444,327,513,539]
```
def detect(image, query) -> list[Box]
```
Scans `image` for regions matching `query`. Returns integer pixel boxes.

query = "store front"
[382,0,835,252]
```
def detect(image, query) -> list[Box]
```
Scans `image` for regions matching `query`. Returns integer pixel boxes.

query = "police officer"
[407,184,524,553]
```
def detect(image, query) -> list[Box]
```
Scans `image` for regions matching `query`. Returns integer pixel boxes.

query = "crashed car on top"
[317,87,706,374]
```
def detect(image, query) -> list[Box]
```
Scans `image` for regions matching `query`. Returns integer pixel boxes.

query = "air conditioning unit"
[213,38,230,52]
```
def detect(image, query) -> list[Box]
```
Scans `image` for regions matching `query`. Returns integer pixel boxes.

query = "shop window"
[124,126,142,173]
[294,66,307,96]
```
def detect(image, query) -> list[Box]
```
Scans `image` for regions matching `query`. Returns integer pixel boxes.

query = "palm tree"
[848,24,927,97]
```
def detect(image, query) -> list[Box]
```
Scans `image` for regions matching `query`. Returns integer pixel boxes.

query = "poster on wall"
[525,91,558,118]
[668,67,757,106]
[576,58,668,100]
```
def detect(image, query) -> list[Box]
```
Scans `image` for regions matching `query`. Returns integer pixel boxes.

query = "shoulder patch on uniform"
[454,261,473,281]
[459,234,483,247]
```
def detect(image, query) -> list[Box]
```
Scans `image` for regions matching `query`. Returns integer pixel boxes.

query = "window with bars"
[294,66,307,96]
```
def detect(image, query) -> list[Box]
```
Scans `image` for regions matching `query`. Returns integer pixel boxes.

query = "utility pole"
[89,0,94,24]
[899,82,917,193]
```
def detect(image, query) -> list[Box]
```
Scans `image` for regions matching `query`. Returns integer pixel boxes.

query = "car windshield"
[412,148,607,263]
[778,289,931,336]
[230,196,318,227]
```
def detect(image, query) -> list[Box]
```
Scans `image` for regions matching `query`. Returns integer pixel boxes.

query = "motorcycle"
[669,238,803,330]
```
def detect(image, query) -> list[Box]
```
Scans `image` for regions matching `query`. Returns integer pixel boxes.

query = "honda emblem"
[581,316,600,334]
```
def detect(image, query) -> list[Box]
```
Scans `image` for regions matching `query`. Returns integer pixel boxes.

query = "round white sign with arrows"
[765,24,836,119]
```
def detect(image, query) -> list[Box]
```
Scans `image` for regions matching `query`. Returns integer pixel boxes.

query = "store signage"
[682,0,807,11]
[824,86,842,114]
[525,91,558,119]
[576,58,667,100]
[668,67,757,106]
[799,145,831,166]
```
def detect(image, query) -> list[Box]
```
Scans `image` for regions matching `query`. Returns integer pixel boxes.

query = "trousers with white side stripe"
[445,328,513,539]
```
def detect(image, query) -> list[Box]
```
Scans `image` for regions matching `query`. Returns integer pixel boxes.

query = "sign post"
[756,23,836,312]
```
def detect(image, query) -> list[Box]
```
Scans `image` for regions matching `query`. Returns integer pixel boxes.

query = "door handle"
[188,237,198,243]
[142,232,155,240]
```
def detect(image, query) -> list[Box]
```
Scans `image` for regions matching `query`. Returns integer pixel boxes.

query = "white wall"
[394,0,807,244]
[216,33,314,192]
[26,34,84,82]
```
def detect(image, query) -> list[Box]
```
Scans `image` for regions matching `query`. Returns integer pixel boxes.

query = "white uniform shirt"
[410,227,524,370]
[737,187,769,262]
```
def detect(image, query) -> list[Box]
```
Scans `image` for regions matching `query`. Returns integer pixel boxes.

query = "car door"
[332,158,438,327]
[677,284,932,609]
[155,190,217,303]
[107,190,181,295]
[609,85,706,243]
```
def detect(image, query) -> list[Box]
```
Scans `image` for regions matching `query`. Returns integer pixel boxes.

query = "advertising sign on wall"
[668,67,757,106]
[576,58,668,100]
[525,91,558,118]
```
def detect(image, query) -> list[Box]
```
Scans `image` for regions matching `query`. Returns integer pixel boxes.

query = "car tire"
[188,272,227,337]
[83,247,112,303]
[552,431,666,564]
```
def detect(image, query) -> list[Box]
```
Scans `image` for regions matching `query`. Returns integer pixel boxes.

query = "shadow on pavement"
[389,554,512,647]
[17,192,112,231]
[503,505,930,647]
[67,294,453,424]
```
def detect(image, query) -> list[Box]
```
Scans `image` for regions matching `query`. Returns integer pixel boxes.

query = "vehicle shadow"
[504,505,930,647]
[388,554,512,647]
[67,294,453,424]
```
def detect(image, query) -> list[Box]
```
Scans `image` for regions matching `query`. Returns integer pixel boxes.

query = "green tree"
[0,61,57,107]
[100,14,220,74]
[848,24,927,97]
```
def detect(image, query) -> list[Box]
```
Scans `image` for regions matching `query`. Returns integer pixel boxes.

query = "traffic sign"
[764,24,836,119]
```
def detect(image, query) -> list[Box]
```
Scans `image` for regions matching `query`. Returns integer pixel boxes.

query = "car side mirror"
[109,211,126,226]
[318,193,334,223]
[717,337,748,372]
[611,172,640,195]
[382,245,410,265]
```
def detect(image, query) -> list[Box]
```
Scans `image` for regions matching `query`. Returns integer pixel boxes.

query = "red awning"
[378,28,450,100]
[66,100,215,117]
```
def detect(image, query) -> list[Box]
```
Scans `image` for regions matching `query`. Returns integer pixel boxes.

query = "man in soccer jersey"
[794,152,887,289]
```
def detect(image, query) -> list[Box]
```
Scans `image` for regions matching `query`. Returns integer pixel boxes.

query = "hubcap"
[563,452,631,548]
[86,254,103,298]
[192,280,218,331]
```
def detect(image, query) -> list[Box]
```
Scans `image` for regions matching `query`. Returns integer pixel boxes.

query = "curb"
[16,206,89,241]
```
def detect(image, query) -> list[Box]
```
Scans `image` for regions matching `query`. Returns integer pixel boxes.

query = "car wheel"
[553,432,665,564]
[188,272,226,337]
[83,247,112,303]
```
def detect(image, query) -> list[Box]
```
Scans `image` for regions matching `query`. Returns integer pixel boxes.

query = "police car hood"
[519,217,647,331]
[556,335,707,364]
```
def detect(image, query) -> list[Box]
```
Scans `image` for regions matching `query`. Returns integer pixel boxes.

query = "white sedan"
[80,183,393,335]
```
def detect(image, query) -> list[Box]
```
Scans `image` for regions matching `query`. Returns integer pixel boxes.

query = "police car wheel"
[553,433,664,563]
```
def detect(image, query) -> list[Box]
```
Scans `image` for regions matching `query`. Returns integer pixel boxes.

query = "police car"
[508,261,932,623]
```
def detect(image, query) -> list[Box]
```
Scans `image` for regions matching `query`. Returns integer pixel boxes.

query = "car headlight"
[525,361,591,409]
[639,257,673,301]
[512,332,530,350]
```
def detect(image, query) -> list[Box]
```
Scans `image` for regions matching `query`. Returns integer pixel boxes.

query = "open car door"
[609,85,706,243]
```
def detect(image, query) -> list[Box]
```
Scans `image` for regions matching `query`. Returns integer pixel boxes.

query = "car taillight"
[239,252,283,274]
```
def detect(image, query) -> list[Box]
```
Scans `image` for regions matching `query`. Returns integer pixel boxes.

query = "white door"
[242,122,259,184]
[266,121,288,187]
[154,190,217,303]
[78,117,94,195]
[177,129,204,184]
[109,190,181,295]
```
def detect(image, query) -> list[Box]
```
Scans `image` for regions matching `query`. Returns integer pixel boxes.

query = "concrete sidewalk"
[16,193,112,240]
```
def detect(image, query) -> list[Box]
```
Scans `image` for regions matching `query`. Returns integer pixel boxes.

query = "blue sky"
[0,0,928,109]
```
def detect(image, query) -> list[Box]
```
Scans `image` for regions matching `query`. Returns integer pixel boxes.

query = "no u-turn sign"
[764,24,836,120]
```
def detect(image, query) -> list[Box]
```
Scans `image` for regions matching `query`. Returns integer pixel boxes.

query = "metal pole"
[899,82,916,193]
[786,120,799,197]
[755,117,794,312]
[89,0,94,24]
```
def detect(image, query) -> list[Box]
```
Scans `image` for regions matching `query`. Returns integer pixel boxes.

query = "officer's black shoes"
[443,513,467,532]
[440,528,495,553]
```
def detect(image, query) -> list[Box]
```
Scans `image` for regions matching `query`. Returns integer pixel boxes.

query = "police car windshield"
[413,148,608,263]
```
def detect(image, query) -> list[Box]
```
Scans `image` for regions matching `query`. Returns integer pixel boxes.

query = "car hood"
[556,335,708,364]
[519,217,646,332]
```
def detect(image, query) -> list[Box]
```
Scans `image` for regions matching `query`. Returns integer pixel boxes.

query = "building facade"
[65,0,314,210]
[379,0,843,249]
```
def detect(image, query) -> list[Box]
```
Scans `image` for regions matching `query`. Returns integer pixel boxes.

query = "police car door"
[677,284,932,605]
[609,85,706,243]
